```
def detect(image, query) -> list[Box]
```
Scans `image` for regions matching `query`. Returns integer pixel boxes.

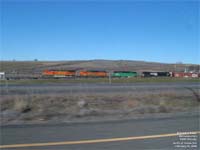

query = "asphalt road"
[1,82,199,95]
[0,114,199,150]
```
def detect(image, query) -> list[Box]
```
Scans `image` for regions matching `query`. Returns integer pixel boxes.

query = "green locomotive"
[112,71,137,78]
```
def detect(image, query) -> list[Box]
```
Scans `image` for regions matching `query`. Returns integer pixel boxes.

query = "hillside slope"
[0,60,199,75]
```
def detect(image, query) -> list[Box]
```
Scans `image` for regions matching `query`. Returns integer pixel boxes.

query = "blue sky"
[1,0,199,64]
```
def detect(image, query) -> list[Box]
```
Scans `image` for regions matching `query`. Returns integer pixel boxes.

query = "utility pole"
[109,72,112,84]
[174,63,177,72]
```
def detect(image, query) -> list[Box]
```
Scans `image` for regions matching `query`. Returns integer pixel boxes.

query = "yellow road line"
[0,131,200,149]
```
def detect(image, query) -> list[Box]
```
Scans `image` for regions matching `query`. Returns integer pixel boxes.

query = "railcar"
[79,70,108,78]
[112,71,137,78]
[42,70,76,78]
[142,72,171,77]
[173,72,199,78]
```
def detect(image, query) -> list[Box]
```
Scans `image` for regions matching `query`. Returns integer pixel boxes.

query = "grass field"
[1,90,199,125]
[1,77,200,85]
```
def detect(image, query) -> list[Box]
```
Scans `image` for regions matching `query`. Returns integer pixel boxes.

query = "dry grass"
[1,90,199,124]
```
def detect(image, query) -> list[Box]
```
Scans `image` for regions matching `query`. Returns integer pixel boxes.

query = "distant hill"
[0,60,199,75]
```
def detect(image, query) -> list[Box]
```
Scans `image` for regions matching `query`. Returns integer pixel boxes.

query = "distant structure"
[0,72,5,80]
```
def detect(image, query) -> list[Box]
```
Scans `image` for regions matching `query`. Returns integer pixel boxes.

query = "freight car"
[79,70,108,78]
[173,72,199,78]
[42,70,76,78]
[142,72,171,77]
[112,71,137,78]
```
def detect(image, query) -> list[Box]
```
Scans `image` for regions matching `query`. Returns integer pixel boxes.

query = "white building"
[0,72,5,80]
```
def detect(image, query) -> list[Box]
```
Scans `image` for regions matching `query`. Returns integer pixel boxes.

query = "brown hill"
[0,60,199,75]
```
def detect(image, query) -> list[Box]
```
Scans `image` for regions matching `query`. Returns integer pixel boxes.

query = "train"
[42,70,200,78]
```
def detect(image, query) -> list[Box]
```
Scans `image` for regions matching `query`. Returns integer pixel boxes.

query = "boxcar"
[173,72,199,78]
[112,71,137,78]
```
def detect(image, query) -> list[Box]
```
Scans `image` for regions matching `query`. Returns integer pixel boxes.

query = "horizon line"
[0,59,199,65]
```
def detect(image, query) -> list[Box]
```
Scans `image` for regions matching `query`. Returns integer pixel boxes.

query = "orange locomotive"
[79,70,108,77]
[42,70,76,77]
